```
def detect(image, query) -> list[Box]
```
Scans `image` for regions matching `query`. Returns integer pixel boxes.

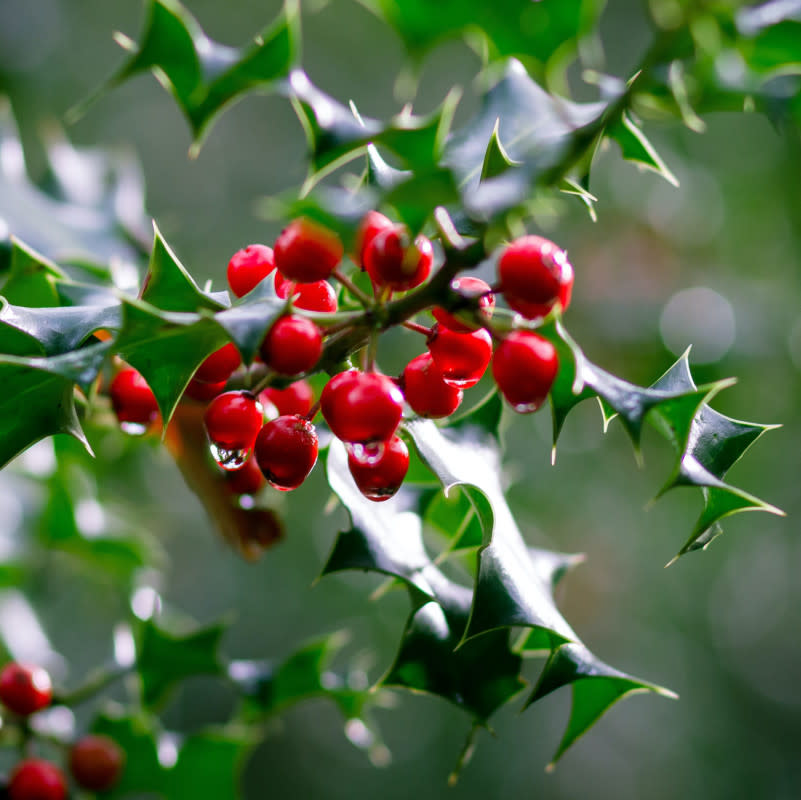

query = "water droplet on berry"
[440,376,479,389]
[359,485,399,501]
[348,441,385,466]
[209,443,252,470]
[512,401,541,414]
[120,421,148,436]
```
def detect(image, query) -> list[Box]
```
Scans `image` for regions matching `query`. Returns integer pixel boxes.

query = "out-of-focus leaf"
[80,0,299,154]
[114,299,230,427]
[605,112,679,187]
[136,617,228,708]
[1,240,66,308]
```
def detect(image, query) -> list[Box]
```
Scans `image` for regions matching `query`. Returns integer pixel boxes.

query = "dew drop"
[348,441,385,466]
[210,443,252,470]
[512,401,541,414]
[360,486,399,502]
[120,421,148,436]
[441,376,479,389]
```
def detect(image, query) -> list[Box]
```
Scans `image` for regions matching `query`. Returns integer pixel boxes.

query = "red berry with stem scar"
[275,274,338,312]
[110,367,159,429]
[69,735,125,792]
[432,277,495,333]
[427,324,493,389]
[204,391,264,469]
[254,415,319,490]
[402,353,463,418]
[0,663,52,716]
[348,434,409,501]
[355,210,393,270]
[260,379,314,418]
[498,235,573,319]
[8,759,67,800]
[492,331,558,413]
[364,224,433,291]
[274,218,343,283]
[227,244,275,298]
[321,370,404,445]
[260,316,322,376]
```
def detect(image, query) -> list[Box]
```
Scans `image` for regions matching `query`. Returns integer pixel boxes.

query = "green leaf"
[480,119,520,181]
[84,0,299,154]
[365,0,603,68]
[136,617,228,708]
[422,487,484,552]
[162,730,256,800]
[114,298,229,427]
[1,239,66,308]
[526,642,677,769]
[605,112,679,187]
[140,225,227,313]
[212,279,286,365]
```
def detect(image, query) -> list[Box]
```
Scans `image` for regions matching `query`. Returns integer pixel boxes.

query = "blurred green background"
[0,0,799,798]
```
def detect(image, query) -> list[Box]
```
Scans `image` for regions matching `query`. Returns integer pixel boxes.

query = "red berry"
[354,210,393,270]
[402,353,463,418]
[194,342,241,384]
[260,316,322,376]
[274,218,343,283]
[364,224,433,291]
[491,331,558,413]
[432,277,495,333]
[204,391,264,468]
[347,434,409,501]
[254,415,319,490]
[259,379,314,418]
[275,275,338,312]
[69,735,125,793]
[8,760,66,800]
[321,370,404,444]
[225,456,266,496]
[498,235,573,320]
[184,377,228,402]
[227,244,275,298]
[427,324,493,388]
[109,367,159,428]
[0,663,52,716]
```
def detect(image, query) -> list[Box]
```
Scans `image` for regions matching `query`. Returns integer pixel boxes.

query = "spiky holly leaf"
[162,730,256,800]
[422,487,484,552]
[1,240,66,308]
[324,439,525,721]
[525,642,677,769]
[0,105,146,267]
[363,0,603,69]
[141,225,226,313]
[80,0,299,155]
[113,299,230,427]
[136,617,228,709]
[91,712,165,800]
[605,112,679,187]
[212,279,286,365]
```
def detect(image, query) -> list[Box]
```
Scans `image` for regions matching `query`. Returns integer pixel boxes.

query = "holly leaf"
[79,0,299,155]
[136,617,228,708]
[1,239,66,308]
[114,299,230,427]
[364,0,602,69]
[140,225,226,313]
[605,112,679,187]
[525,642,677,769]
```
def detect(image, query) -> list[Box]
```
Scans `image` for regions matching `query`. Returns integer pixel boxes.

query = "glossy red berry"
[69,735,125,793]
[203,391,264,469]
[321,370,404,445]
[225,456,266,496]
[260,316,322,376]
[0,663,52,716]
[427,324,493,389]
[194,343,241,384]
[8,759,67,800]
[275,275,338,312]
[259,379,314,418]
[492,331,558,413]
[354,210,393,270]
[364,224,433,291]
[184,377,228,402]
[348,434,409,501]
[227,244,275,298]
[498,235,573,320]
[254,415,319,490]
[402,353,463,418]
[432,277,495,333]
[274,218,343,283]
[109,367,159,429]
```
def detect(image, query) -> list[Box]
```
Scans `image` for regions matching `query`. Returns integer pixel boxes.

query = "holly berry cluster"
[0,663,124,799]
[109,213,573,503]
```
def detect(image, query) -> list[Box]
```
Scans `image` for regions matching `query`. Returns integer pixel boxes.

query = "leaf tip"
[112,30,137,52]
[664,554,679,569]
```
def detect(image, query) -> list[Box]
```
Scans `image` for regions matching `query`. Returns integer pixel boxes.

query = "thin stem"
[402,320,433,337]
[306,399,321,421]
[333,268,373,308]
